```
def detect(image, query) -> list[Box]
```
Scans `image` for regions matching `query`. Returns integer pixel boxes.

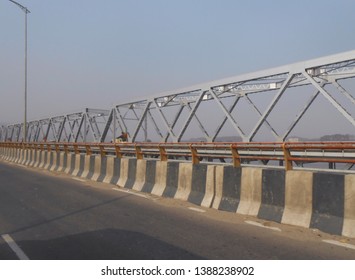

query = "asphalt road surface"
[1,160,355,260]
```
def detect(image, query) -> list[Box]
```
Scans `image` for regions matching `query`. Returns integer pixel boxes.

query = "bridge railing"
[1,141,355,172]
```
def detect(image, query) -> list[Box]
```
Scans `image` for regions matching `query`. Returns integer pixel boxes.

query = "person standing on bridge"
[115,132,129,143]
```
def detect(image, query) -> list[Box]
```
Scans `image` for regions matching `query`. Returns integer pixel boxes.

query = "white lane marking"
[112,188,157,200]
[323,240,355,250]
[188,207,206,213]
[72,177,87,182]
[245,220,281,232]
[1,234,29,260]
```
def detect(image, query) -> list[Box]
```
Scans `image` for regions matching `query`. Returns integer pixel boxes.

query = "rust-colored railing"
[1,141,355,171]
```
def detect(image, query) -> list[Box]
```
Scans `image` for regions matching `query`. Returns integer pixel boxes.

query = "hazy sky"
[1,0,355,129]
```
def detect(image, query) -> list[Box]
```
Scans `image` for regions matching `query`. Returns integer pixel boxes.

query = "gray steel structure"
[1,50,355,143]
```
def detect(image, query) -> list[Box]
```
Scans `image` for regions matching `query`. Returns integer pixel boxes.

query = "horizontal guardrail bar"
[1,141,355,172]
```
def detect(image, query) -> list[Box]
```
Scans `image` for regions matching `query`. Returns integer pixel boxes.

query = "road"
[1,160,355,260]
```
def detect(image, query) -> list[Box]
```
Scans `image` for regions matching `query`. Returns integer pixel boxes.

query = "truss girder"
[2,50,355,143]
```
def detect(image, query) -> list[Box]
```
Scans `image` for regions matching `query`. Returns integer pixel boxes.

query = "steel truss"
[1,108,111,143]
[1,50,355,143]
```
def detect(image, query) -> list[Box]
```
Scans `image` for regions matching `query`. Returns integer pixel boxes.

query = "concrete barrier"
[257,169,286,223]
[117,158,130,188]
[52,152,61,171]
[64,153,75,174]
[141,160,157,194]
[281,170,313,228]
[24,149,32,166]
[151,161,168,196]
[1,146,355,239]
[57,152,67,172]
[344,174,355,238]
[38,151,48,169]
[28,149,37,167]
[237,168,262,216]
[213,166,242,212]
[200,165,216,208]
[91,156,103,181]
[104,157,121,184]
[174,163,193,201]
[49,151,57,170]
[123,158,138,189]
[72,154,85,176]
[162,162,180,198]
[81,155,95,179]
[188,164,208,206]
[34,150,42,168]
[132,159,147,191]
[310,172,344,236]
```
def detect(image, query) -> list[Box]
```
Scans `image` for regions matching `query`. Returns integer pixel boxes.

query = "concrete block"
[310,172,344,235]
[188,164,208,206]
[97,156,107,182]
[237,168,262,216]
[141,160,157,193]
[151,161,168,196]
[175,163,193,201]
[132,159,147,191]
[281,170,313,228]
[218,166,241,212]
[258,169,285,223]
[162,162,180,198]
[344,174,355,238]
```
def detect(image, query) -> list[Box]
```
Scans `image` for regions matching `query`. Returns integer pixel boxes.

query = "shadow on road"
[2,228,204,260]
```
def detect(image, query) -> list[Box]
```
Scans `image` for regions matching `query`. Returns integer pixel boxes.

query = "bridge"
[1,51,355,260]
[1,50,355,143]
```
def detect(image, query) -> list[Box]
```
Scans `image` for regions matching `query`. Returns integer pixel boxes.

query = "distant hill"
[188,136,243,142]
[188,134,355,142]
[289,134,355,142]
[319,134,355,141]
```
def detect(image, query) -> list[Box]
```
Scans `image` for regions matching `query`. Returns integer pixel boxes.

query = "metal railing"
[1,141,355,172]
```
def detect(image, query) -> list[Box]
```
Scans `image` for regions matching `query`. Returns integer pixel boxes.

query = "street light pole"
[8,0,30,142]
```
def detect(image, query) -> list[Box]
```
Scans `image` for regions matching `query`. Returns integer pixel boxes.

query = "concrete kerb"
[81,155,95,179]
[200,165,216,208]
[96,156,107,182]
[91,155,103,181]
[43,151,53,170]
[29,149,37,167]
[162,161,180,198]
[117,157,130,188]
[49,152,59,171]
[123,158,138,189]
[24,149,32,166]
[151,161,168,197]
[344,174,355,238]
[132,159,147,192]
[18,149,26,165]
[106,157,121,185]
[72,154,84,176]
[281,170,313,228]
[103,156,114,184]
[141,160,157,194]
[39,151,48,169]
[188,164,208,206]
[13,149,21,163]
[34,150,42,168]
[310,172,345,236]
[257,169,286,223]
[175,162,193,201]
[237,167,263,216]
[213,165,242,212]
[56,152,67,172]
[87,155,96,179]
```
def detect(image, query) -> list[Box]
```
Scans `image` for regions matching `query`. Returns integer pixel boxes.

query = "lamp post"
[8,0,30,142]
